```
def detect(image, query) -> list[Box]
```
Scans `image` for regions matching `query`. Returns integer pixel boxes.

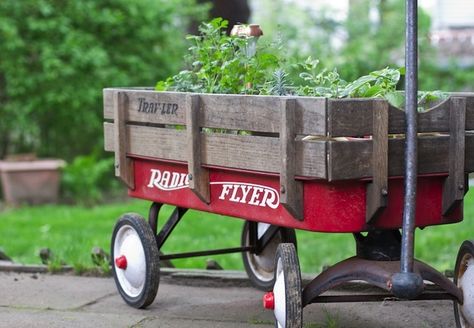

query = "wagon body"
[103,88,474,232]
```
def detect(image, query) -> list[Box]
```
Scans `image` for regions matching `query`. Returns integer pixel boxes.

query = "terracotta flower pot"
[0,159,65,206]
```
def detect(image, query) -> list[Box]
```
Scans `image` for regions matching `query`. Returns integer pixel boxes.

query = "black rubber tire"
[454,240,474,328]
[241,221,297,291]
[274,243,302,328]
[111,213,160,309]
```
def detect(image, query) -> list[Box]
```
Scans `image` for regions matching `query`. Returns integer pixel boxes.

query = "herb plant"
[157,18,446,110]
[156,18,280,95]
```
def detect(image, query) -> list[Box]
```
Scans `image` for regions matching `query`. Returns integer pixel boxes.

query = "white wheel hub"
[114,225,147,298]
[245,223,276,283]
[257,223,271,239]
[273,257,286,328]
[459,258,474,327]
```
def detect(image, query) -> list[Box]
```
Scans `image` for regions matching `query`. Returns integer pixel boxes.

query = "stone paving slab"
[0,271,458,328]
[0,307,147,328]
[0,271,115,310]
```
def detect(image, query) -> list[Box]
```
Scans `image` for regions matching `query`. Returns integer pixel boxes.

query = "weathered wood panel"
[113,92,134,189]
[199,94,327,135]
[442,97,466,215]
[279,98,303,220]
[186,94,210,203]
[328,96,474,137]
[104,88,327,135]
[105,123,474,180]
[328,134,474,181]
[104,123,327,178]
[366,101,389,222]
[104,89,187,125]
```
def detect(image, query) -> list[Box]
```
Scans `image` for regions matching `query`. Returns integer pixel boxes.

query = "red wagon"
[103,87,474,327]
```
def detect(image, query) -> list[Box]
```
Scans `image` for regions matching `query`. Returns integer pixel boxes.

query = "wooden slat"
[113,92,134,189]
[105,89,474,136]
[328,134,474,181]
[280,98,303,220]
[104,123,327,178]
[104,88,327,135]
[104,122,186,160]
[105,122,474,180]
[328,97,474,137]
[104,89,187,125]
[199,94,327,135]
[366,101,389,222]
[186,94,210,203]
[442,97,466,215]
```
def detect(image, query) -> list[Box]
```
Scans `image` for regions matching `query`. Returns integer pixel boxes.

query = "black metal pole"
[391,0,424,299]
[401,0,418,274]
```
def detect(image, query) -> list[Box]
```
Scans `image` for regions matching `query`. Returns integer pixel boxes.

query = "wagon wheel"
[454,240,474,328]
[241,221,297,291]
[269,243,302,328]
[111,213,160,309]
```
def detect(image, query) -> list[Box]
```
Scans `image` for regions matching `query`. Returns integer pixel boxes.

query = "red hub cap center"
[262,292,275,310]
[115,255,128,270]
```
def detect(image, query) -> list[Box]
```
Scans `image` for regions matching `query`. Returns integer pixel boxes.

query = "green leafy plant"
[157,18,280,95]
[157,19,447,109]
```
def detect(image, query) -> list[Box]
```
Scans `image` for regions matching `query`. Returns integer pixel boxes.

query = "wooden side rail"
[186,94,210,203]
[113,91,134,189]
[104,89,474,181]
[280,98,303,220]
[442,97,466,215]
[366,100,389,222]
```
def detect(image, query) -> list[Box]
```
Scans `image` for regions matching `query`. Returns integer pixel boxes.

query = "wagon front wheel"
[454,240,474,328]
[242,221,297,291]
[111,213,160,309]
[267,243,302,328]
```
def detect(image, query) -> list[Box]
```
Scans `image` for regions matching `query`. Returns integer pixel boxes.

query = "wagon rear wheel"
[241,221,297,291]
[111,213,160,309]
[454,240,474,328]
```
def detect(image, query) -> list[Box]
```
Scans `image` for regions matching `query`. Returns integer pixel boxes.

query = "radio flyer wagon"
[103,4,474,328]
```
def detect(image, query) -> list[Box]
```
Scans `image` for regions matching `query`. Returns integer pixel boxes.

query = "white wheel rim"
[114,225,147,298]
[245,223,279,283]
[273,257,286,328]
[459,256,474,327]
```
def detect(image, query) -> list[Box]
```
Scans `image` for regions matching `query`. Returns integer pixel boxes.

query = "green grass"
[0,190,473,273]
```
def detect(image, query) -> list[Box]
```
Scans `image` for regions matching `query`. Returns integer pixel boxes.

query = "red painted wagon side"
[129,157,462,232]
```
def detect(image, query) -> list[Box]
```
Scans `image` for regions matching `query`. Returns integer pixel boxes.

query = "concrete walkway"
[0,268,457,328]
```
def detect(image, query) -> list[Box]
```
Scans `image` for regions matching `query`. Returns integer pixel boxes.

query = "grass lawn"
[0,190,473,274]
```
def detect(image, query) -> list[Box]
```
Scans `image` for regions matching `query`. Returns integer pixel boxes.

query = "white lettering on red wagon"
[147,169,189,191]
[212,182,279,209]
[146,169,279,209]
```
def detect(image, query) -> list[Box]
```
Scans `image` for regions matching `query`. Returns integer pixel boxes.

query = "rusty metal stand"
[302,228,463,307]
[301,257,463,306]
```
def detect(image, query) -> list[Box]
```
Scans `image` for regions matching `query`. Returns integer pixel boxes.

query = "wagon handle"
[391,0,424,299]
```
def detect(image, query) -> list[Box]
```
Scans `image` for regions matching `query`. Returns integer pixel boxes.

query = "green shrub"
[0,0,204,160]
[61,154,119,205]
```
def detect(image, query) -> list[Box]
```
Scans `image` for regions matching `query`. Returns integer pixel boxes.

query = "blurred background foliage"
[0,0,204,161]
[253,0,474,90]
[0,0,472,204]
